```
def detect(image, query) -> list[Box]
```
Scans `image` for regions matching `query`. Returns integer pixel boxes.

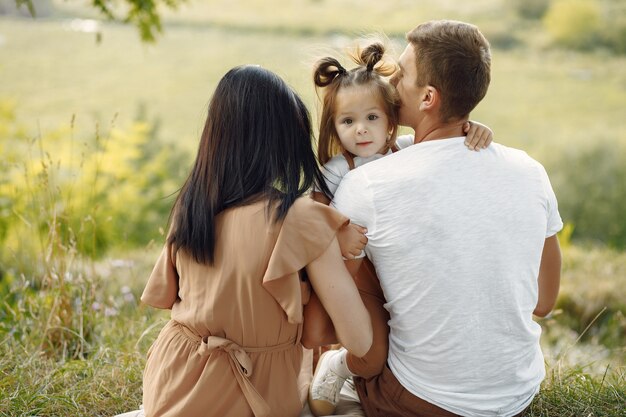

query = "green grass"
[1,10,626,159]
[529,365,626,416]
[1,244,624,416]
[0,247,165,416]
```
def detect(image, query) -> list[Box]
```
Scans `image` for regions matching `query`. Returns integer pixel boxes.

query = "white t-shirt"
[332,137,563,417]
[321,135,415,195]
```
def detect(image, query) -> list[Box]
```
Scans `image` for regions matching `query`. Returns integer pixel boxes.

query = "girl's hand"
[463,120,493,151]
[337,222,368,259]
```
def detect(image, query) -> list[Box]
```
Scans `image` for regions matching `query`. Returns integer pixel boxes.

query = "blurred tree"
[1,0,52,17]
[543,0,602,50]
[512,0,550,20]
[543,0,626,54]
[13,0,185,42]
[548,139,626,249]
[0,103,189,261]
[599,1,626,54]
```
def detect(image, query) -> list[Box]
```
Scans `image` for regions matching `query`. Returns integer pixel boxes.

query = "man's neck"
[413,118,468,144]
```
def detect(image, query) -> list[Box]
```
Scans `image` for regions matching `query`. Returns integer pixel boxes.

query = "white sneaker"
[308,350,347,416]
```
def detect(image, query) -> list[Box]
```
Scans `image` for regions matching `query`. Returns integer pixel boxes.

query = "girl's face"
[333,85,392,158]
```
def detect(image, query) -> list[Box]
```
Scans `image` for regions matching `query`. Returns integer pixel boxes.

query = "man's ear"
[418,86,438,112]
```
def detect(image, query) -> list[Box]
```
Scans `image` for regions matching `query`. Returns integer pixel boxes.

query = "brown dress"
[141,197,348,417]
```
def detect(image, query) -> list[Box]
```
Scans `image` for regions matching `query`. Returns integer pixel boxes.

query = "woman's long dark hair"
[168,65,330,264]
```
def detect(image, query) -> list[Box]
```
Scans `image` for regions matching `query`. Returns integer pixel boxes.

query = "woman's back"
[171,200,298,345]
[142,197,347,417]
[137,65,370,417]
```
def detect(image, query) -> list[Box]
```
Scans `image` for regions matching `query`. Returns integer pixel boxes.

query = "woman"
[139,65,372,417]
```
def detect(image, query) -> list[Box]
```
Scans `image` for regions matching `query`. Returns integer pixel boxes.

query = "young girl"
[304,43,493,416]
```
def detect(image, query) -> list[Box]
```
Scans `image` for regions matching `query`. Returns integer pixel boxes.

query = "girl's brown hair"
[313,42,400,165]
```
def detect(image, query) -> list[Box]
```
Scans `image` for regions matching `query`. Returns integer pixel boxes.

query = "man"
[319,20,562,417]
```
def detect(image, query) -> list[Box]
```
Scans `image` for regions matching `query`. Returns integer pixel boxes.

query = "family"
[120,20,562,417]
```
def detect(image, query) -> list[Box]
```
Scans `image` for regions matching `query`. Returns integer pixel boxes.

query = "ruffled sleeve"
[262,197,349,324]
[141,240,180,309]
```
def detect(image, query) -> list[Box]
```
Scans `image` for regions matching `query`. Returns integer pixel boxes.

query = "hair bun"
[313,57,347,87]
[361,43,385,72]
[352,41,396,77]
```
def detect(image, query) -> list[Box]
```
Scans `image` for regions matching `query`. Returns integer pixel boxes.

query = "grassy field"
[0,243,624,416]
[1,0,626,415]
[1,7,626,157]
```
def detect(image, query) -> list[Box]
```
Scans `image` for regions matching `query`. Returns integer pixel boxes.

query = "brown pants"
[354,364,459,417]
[354,364,529,417]
[346,258,390,378]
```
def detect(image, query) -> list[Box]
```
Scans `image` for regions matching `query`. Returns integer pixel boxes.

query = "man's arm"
[533,234,561,317]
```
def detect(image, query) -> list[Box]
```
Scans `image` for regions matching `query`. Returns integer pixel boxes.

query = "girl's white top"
[321,135,415,195]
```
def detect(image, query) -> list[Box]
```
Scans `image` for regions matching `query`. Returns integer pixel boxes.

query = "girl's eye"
[342,118,353,125]
[367,114,379,121]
